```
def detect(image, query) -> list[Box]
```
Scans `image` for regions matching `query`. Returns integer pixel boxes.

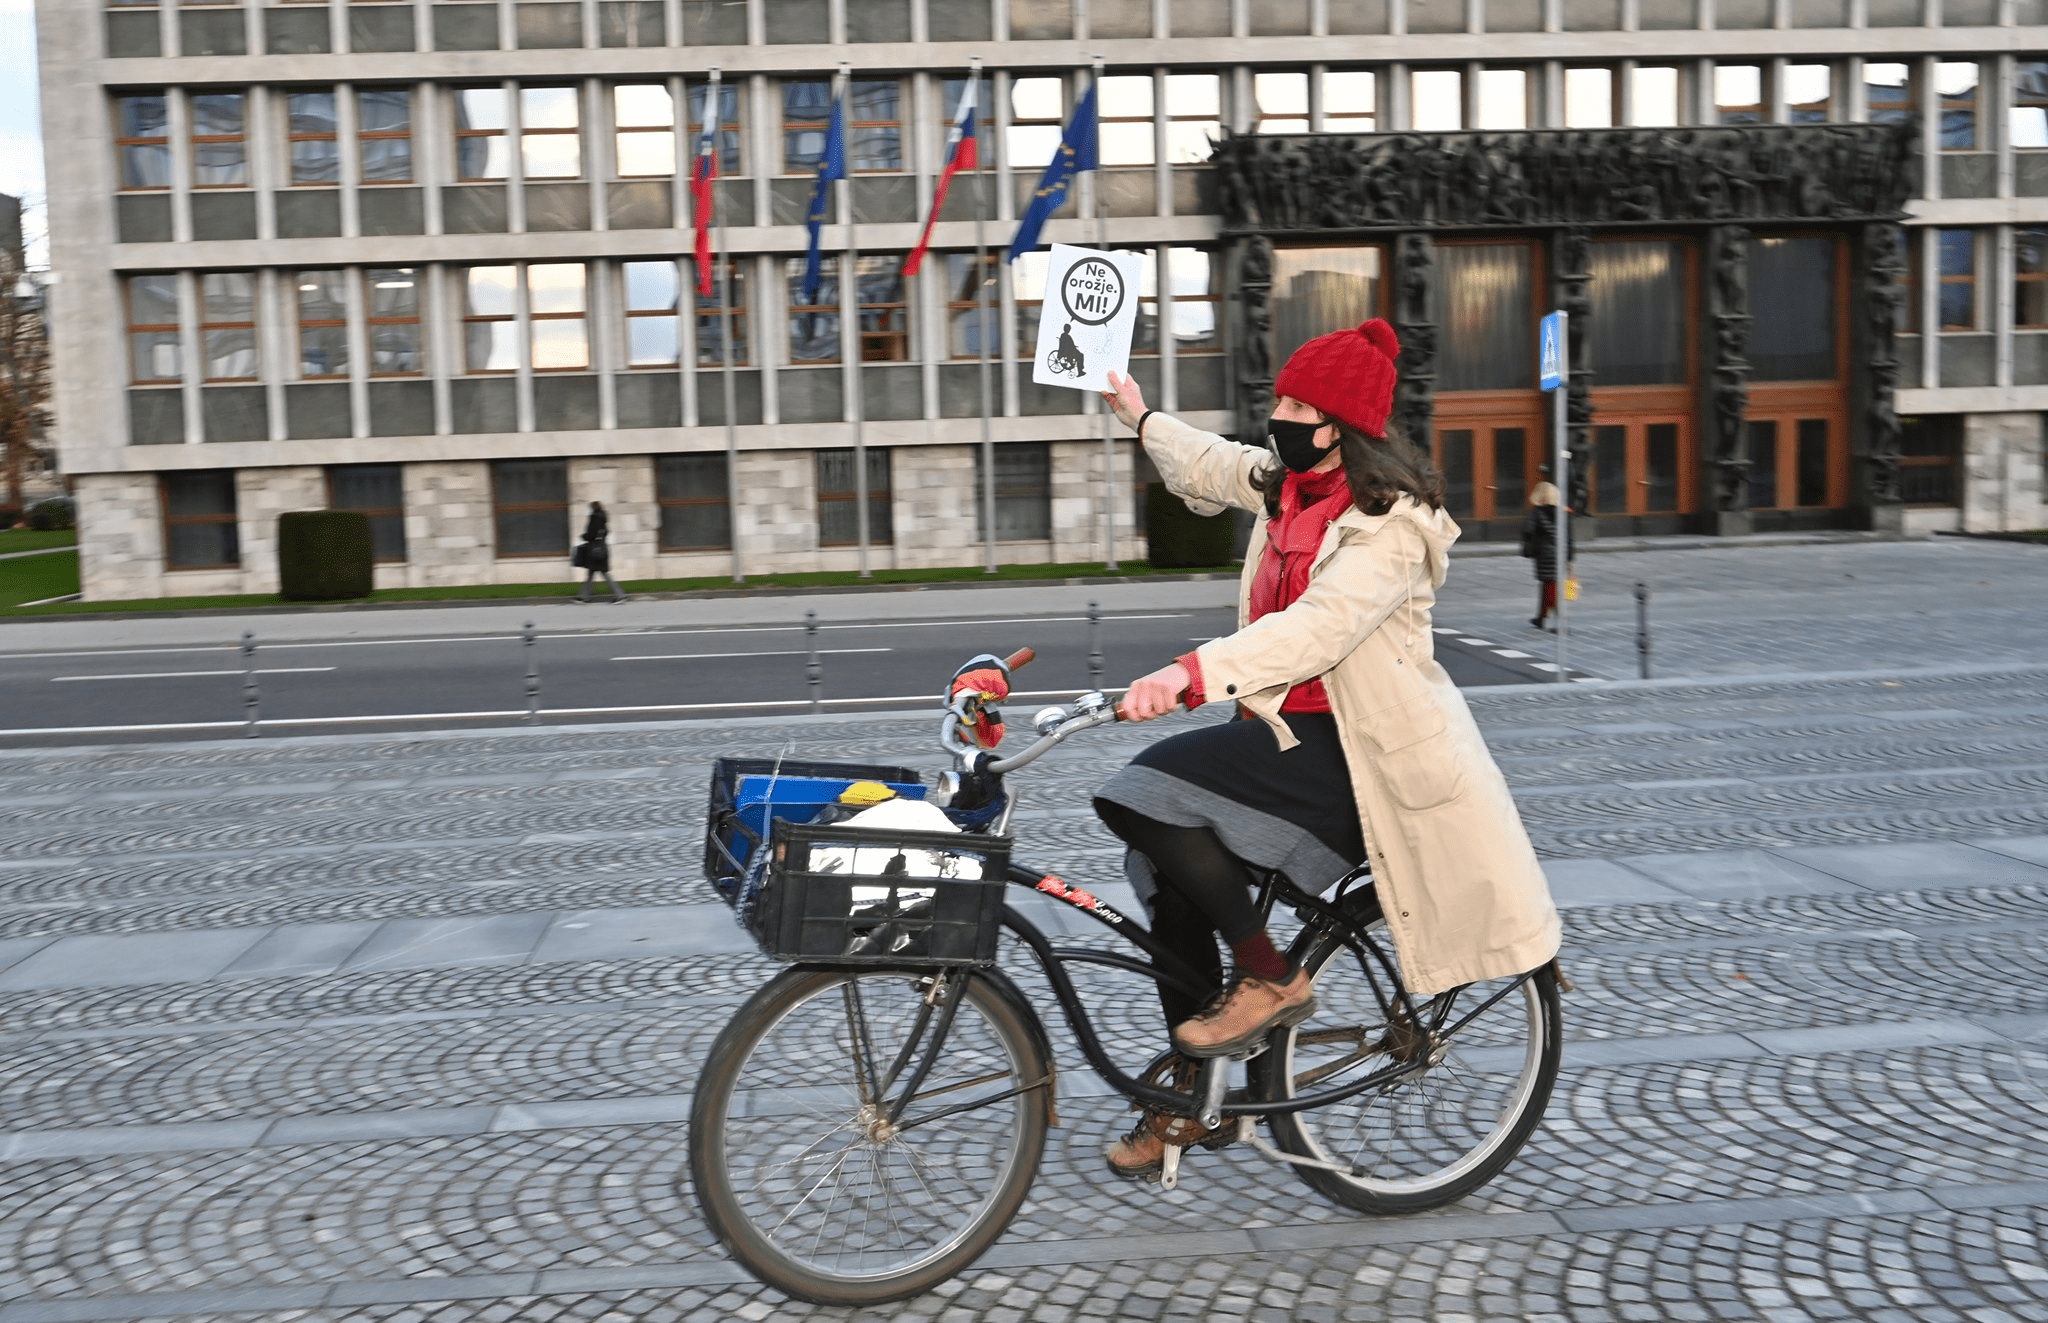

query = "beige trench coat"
[1142,414,1562,995]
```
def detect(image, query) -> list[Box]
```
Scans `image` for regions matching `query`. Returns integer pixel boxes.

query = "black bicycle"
[689,649,1562,1306]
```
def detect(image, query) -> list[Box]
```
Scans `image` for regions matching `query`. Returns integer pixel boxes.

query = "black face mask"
[1268,417,1330,474]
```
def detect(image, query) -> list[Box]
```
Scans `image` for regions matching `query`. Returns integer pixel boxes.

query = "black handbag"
[571,542,591,569]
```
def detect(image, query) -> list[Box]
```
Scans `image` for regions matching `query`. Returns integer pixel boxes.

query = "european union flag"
[800,91,848,307]
[1005,82,1098,264]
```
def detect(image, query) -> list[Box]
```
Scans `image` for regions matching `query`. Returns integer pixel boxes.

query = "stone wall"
[568,455,656,581]
[401,461,493,588]
[1961,412,2047,534]
[75,473,163,602]
[234,467,327,595]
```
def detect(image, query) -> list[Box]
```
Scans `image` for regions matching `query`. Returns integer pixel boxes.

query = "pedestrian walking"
[1520,480,1569,631]
[572,500,627,604]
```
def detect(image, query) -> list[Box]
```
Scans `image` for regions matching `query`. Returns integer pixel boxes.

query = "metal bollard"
[240,630,259,738]
[1087,600,1103,691]
[522,621,540,724]
[805,610,822,711]
[1635,582,1652,680]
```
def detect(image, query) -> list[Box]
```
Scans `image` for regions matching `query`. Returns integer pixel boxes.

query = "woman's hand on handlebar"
[1100,370,1147,431]
[1118,661,1190,723]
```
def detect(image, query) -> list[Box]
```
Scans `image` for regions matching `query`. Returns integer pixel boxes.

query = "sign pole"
[1540,310,1569,683]
[970,59,997,575]
[1090,57,1117,571]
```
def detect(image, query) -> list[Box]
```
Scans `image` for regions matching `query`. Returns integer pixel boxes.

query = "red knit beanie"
[1272,319,1401,437]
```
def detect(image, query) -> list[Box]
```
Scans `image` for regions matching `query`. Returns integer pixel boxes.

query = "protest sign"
[1030,244,1144,394]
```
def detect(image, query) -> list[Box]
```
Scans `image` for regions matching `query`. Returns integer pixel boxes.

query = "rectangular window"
[1900,237,1920,335]
[1564,67,1614,129]
[1007,76,1065,170]
[2014,61,2048,150]
[201,272,257,381]
[696,258,749,365]
[521,86,582,179]
[1589,240,1687,386]
[1100,74,1156,165]
[816,448,892,546]
[856,255,909,362]
[1271,246,1383,374]
[491,458,570,558]
[1631,66,1680,127]
[287,90,338,185]
[191,92,249,187]
[1898,415,1961,506]
[358,88,413,184]
[1746,420,1778,509]
[1938,228,1976,330]
[1012,250,1049,359]
[1165,74,1220,164]
[116,94,170,189]
[614,84,675,176]
[1750,236,1839,378]
[1434,243,1534,392]
[2018,229,2048,330]
[1169,247,1221,355]
[688,81,742,174]
[1475,68,1527,130]
[463,265,518,372]
[162,471,240,570]
[364,268,422,375]
[1785,64,1831,123]
[1937,62,1979,150]
[1253,72,1307,134]
[1865,63,1914,126]
[939,75,995,162]
[974,442,1053,542]
[946,253,999,359]
[294,270,348,378]
[528,263,588,370]
[783,79,832,173]
[1412,69,1464,132]
[1796,419,1828,507]
[1128,246,1160,354]
[623,260,680,366]
[127,274,181,384]
[656,453,732,550]
[848,79,903,172]
[1715,65,1763,125]
[1323,70,1376,133]
[788,256,840,363]
[455,88,511,181]
[327,463,406,562]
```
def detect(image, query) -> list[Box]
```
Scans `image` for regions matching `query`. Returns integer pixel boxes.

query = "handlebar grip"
[1002,647,1035,673]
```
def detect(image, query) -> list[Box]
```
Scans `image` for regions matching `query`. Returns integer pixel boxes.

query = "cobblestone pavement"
[1439,535,2048,681]
[2,663,2047,1321]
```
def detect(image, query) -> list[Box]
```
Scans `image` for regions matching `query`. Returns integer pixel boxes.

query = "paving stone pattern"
[1,664,2046,1320]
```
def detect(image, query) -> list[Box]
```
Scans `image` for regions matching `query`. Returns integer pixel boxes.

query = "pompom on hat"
[1272,318,1401,438]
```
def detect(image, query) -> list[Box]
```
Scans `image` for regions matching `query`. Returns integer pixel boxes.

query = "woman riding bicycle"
[1088,319,1562,1177]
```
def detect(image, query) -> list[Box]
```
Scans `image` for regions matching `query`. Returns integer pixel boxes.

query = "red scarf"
[1248,465,1352,713]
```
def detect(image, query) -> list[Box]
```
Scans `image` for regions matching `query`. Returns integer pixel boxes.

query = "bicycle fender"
[972,965,1061,1129]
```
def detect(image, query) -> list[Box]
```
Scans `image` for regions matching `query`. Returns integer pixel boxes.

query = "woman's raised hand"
[1118,661,1191,723]
[1100,370,1147,431]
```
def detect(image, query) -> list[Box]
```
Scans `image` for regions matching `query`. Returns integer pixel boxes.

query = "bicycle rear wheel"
[688,966,1051,1305]
[1258,890,1561,1215]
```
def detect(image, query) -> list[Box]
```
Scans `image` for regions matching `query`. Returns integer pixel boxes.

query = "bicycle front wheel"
[688,966,1051,1305]
[1260,891,1561,1215]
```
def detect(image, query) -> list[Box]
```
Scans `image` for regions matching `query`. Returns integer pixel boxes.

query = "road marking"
[0,688,1104,737]
[50,667,337,683]
[1458,638,1493,647]
[1492,649,1533,658]
[610,648,893,661]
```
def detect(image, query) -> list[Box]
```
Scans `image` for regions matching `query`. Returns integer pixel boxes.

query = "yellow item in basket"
[837,780,900,807]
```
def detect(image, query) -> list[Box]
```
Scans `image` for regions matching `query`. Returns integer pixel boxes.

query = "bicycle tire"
[1256,889,1561,1215]
[688,965,1051,1305]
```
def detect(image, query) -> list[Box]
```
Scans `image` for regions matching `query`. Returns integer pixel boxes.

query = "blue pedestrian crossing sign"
[1538,312,1566,391]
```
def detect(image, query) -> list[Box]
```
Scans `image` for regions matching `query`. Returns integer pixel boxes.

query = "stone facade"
[400,462,493,589]
[1961,413,2048,535]
[73,472,163,602]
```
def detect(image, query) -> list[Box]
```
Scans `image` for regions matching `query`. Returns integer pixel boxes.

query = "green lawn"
[0,529,80,555]
[0,558,1238,618]
[0,550,80,608]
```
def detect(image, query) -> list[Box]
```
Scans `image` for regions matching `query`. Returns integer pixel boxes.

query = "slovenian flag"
[690,78,721,297]
[800,90,848,307]
[1005,82,1097,264]
[903,82,979,278]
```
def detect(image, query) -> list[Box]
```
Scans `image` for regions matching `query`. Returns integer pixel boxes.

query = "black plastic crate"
[749,819,1013,967]
[703,756,926,904]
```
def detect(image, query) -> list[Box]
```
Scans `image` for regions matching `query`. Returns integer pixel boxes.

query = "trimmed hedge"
[1144,482,1238,568]
[278,510,374,601]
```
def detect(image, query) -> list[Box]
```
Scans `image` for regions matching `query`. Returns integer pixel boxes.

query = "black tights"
[1096,800,1267,1027]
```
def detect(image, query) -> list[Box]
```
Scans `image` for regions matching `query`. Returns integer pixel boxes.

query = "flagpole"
[708,67,743,584]
[1091,56,1117,572]
[971,59,996,576]
[835,67,869,580]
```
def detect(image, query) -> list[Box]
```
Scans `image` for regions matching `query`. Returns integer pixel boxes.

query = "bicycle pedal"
[1157,1143,1184,1190]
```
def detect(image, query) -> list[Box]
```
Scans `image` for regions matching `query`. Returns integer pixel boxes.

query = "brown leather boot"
[1171,966,1317,1059]
[1102,1053,1232,1180]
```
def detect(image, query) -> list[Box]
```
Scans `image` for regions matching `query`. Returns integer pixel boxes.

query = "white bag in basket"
[807,798,987,879]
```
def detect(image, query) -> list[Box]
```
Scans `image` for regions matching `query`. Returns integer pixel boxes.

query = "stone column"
[1233,234,1275,443]
[1705,224,1754,536]
[1855,222,1908,534]
[1390,232,1436,448]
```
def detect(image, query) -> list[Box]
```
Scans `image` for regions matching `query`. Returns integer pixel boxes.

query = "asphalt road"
[0,605,1570,746]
